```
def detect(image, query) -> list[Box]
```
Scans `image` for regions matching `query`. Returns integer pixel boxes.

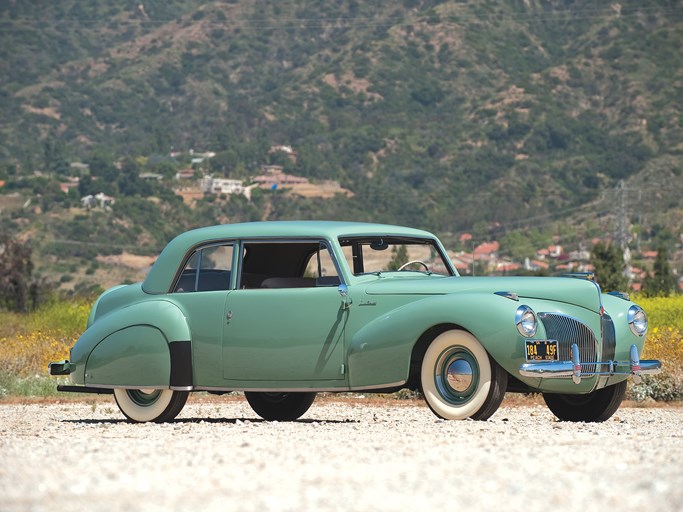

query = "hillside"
[0,0,682,289]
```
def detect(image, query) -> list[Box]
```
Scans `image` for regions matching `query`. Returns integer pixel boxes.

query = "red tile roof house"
[473,241,499,258]
[253,166,309,190]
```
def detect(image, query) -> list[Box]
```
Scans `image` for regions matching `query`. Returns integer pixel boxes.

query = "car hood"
[363,275,602,313]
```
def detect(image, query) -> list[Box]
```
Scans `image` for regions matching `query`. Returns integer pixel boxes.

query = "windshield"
[338,236,454,276]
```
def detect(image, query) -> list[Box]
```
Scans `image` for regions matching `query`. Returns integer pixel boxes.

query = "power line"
[0,6,681,31]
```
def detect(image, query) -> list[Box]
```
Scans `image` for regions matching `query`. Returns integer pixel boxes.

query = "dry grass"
[0,295,681,400]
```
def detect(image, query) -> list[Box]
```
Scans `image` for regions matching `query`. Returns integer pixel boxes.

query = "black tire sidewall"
[245,391,317,421]
[543,380,627,422]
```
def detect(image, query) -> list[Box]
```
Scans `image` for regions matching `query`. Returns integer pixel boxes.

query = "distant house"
[175,169,195,180]
[642,250,658,260]
[201,176,244,195]
[253,166,309,190]
[81,192,115,209]
[451,253,474,274]
[496,262,522,273]
[59,177,80,194]
[548,245,563,258]
[568,249,591,261]
[525,259,550,271]
[473,241,499,259]
[139,173,163,181]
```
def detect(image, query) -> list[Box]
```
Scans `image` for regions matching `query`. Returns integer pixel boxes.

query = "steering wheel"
[397,260,430,271]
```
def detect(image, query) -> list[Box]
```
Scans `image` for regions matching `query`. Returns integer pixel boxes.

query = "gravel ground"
[1,396,681,512]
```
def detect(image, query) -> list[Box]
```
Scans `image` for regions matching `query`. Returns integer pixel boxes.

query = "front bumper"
[519,344,661,384]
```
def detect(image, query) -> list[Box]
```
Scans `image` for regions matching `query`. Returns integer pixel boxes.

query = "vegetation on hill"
[0,1,681,289]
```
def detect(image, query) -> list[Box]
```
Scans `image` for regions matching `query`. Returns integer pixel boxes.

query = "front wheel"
[114,388,188,423]
[543,380,627,422]
[420,330,507,420]
[245,391,316,421]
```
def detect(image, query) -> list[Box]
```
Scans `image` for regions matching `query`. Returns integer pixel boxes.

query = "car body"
[50,221,660,422]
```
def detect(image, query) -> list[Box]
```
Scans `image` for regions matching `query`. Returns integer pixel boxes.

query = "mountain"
[0,0,682,290]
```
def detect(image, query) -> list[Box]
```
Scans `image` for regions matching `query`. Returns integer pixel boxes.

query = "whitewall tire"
[420,330,507,420]
[114,388,188,423]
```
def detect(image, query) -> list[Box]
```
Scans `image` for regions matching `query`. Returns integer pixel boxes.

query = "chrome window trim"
[168,239,237,293]
[336,235,456,278]
[235,237,347,289]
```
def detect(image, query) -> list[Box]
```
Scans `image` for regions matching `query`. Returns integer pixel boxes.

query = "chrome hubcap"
[446,359,474,393]
[127,389,162,406]
[434,347,479,405]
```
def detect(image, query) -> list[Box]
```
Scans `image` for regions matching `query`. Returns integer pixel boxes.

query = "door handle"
[226,310,233,322]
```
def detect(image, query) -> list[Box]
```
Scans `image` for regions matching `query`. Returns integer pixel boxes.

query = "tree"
[500,231,535,262]
[387,245,409,271]
[642,245,677,296]
[590,242,627,292]
[0,237,49,312]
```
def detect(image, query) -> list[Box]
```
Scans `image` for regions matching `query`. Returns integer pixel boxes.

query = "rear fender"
[85,325,170,387]
[70,300,191,386]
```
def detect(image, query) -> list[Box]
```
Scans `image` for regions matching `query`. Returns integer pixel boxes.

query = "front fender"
[70,300,191,386]
[347,293,524,388]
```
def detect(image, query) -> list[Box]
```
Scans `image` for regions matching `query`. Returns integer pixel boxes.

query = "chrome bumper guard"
[519,344,661,384]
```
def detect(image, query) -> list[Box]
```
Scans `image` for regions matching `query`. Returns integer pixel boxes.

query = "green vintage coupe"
[50,221,660,423]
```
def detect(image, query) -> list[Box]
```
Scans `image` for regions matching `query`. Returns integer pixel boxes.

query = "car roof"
[143,221,437,294]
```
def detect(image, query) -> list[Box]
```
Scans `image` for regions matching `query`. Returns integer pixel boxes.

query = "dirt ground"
[1,396,681,512]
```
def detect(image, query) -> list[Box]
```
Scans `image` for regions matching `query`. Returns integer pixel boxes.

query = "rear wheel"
[543,380,627,422]
[245,391,316,421]
[114,388,188,423]
[420,330,507,420]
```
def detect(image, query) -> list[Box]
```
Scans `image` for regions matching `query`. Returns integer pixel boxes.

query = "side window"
[174,244,233,292]
[304,245,341,286]
[239,241,341,289]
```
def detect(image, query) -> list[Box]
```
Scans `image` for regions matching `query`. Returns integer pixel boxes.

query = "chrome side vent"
[538,313,598,374]
[601,314,616,363]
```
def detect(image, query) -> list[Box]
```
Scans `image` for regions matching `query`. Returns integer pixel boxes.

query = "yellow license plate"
[525,340,559,361]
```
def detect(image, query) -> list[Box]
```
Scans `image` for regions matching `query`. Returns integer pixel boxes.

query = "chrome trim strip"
[197,386,344,393]
[495,291,519,301]
[170,386,194,391]
[608,291,631,301]
[350,380,406,391]
[195,380,406,393]
[83,384,169,390]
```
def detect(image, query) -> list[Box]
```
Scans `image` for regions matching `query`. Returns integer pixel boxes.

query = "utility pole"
[615,180,629,252]
[614,180,632,283]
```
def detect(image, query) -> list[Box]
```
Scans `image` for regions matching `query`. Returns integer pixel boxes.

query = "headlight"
[515,305,537,338]
[628,305,648,336]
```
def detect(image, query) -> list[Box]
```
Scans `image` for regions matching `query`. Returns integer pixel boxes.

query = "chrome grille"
[601,314,616,362]
[538,313,598,374]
